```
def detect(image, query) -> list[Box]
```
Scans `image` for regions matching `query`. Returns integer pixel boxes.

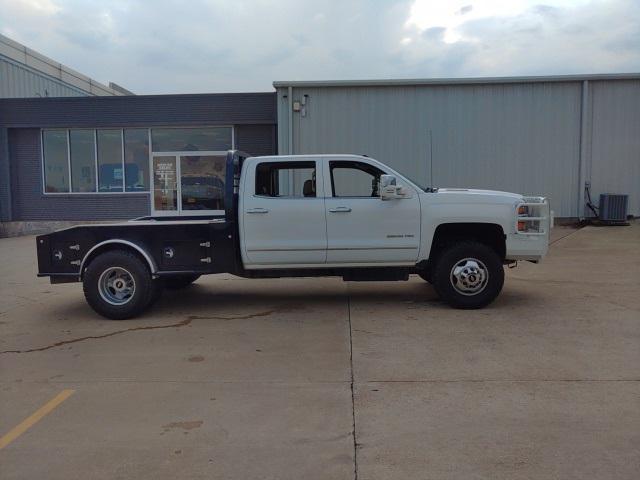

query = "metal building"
[275,74,640,218]
[0,93,277,234]
[0,33,129,98]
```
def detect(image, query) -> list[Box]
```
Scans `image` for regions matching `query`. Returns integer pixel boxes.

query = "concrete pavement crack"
[0,309,278,354]
[347,289,359,480]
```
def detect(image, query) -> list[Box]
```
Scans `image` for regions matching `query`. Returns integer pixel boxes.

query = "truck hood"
[433,188,524,204]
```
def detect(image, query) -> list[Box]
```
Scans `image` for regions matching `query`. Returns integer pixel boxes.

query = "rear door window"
[255,161,317,198]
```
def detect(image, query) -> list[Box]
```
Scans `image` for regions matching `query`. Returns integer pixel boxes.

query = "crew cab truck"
[36,151,551,319]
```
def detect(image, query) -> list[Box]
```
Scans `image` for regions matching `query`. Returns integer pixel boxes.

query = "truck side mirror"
[380,174,405,200]
[380,175,396,200]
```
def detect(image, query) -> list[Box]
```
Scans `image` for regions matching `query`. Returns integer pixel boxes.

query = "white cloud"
[0,0,638,94]
[404,0,590,42]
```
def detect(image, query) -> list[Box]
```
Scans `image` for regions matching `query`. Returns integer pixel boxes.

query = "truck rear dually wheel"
[432,241,504,309]
[83,250,160,320]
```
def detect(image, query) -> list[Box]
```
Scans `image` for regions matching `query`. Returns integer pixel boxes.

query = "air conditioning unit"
[599,194,629,225]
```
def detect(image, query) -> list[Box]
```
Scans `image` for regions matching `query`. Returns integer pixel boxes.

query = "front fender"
[418,200,514,261]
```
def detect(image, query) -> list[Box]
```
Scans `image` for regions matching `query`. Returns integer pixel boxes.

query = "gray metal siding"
[1,56,90,98]
[280,83,582,216]
[589,80,640,216]
[0,92,277,128]
[9,129,149,221]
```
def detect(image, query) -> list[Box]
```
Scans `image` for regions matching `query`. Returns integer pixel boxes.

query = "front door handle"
[329,206,352,213]
[246,208,269,214]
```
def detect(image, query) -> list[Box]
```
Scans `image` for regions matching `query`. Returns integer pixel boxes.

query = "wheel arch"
[428,222,506,262]
[79,240,157,280]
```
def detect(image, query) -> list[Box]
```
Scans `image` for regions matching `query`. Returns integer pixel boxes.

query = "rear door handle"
[329,206,352,213]
[246,208,269,214]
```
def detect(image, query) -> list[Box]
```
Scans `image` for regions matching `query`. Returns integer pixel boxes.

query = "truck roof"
[247,154,370,161]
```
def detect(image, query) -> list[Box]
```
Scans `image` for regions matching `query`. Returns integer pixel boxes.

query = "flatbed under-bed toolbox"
[37,218,238,281]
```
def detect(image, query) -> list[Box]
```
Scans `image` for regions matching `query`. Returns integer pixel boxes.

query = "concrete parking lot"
[1,224,639,479]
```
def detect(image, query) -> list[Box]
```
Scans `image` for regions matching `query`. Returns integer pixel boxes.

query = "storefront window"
[151,127,232,152]
[97,130,124,192]
[69,130,96,192]
[43,130,69,193]
[42,126,231,195]
[124,129,150,192]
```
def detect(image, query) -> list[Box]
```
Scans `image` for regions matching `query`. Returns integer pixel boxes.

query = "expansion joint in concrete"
[347,291,359,480]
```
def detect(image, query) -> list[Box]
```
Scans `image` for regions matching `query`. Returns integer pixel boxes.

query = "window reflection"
[151,127,232,152]
[180,155,226,211]
[97,130,123,192]
[124,129,150,192]
[70,130,96,192]
[43,130,69,193]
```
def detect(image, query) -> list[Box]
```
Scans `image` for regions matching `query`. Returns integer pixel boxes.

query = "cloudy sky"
[1,0,639,94]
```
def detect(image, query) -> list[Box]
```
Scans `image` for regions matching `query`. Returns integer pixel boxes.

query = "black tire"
[431,241,504,309]
[146,277,164,308]
[83,250,156,320]
[162,274,201,290]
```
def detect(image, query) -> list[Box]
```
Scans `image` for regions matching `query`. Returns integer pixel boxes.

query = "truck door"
[240,158,327,266]
[323,159,420,264]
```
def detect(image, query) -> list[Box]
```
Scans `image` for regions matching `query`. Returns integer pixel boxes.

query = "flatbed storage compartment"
[36,218,238,281]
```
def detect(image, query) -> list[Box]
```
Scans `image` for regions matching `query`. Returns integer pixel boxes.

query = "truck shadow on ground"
[150,280,538,318]
[40,277,538,324]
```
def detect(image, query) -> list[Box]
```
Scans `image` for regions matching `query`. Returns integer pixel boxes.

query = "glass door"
[152,155,178,214]
[151,153,226,216]
[179,155,226,213]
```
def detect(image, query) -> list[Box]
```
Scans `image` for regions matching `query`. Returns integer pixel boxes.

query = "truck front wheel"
[431,241,504,309]
[83,250,159,320]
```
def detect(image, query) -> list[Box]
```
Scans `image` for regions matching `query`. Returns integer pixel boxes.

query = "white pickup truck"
[36,151,551,319]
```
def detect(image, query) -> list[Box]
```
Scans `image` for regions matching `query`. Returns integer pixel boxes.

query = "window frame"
[41,125,234,196]
[253,160,318,199]
[329,160,384,199]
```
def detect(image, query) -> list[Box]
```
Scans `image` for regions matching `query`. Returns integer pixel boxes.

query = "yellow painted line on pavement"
[0,389,74,450]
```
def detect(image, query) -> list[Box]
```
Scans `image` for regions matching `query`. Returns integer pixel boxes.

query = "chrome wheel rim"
[98,267,136,306]
[450,258,489,296]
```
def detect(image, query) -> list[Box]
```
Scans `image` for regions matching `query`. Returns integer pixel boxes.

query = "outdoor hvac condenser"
[598,194,629,224]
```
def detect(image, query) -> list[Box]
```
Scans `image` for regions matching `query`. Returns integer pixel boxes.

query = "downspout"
[577,80,589,220]
[288,86,293,155]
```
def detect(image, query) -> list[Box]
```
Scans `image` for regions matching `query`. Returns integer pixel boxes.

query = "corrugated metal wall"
[588,80,640,216]
[1,57,90,98]
[277,79,639,217]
